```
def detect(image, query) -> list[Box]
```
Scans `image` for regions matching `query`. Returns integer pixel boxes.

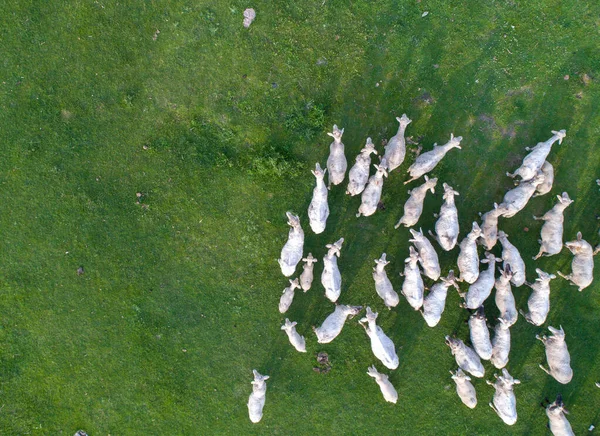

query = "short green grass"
[0,0,599,434]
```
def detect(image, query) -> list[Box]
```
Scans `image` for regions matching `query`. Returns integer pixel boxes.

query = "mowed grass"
[0,0,599,434]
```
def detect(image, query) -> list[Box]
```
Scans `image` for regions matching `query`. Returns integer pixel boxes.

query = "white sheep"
[313,304,362,344]
[533,192,573,259]
[321,238,344,302]
[409,228,441,281]
[430,183,460,251]
[247,370,269,423]
[394,175,437,228]
[404,134,463,185]
[457,222,482,283]
[308,163,330,234]
[487,368,520,425]
[359,307,399,370]
[281,318,306,352]
[499,172,546,218]
[356,160,389,217]
[401,246,424,310]
[506,129,566,182]
[278,278,301,314]
[520,268,556,326]
[450,368,477,409]
[278,212,304,277]
[346,137,378,196]
[383,114,412,172]
[546,395,574,436]
[367,365,398,404]
[497,231,526,287]
[299,253,318,292]
[557,231,597,291]
[445,336,485,378]
[372,253,400,309]
[462,252,501,310]
[469,306,493,360]
[533,160,554,197]
[326,125,347,189]
[478,203,509,250]
[537,325,573,384]
[494,265,517,326]
[421,271,458,327]
[490,318,511,369]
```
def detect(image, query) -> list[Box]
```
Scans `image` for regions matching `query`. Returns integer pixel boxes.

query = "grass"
[0,0,599,434]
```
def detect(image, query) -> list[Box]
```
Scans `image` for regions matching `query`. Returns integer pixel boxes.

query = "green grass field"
[1,1,599,434]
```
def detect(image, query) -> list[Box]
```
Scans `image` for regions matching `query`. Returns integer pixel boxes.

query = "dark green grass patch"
[0,0,599,434]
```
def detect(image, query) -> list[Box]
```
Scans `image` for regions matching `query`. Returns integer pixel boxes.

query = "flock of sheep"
[247,115,599,433]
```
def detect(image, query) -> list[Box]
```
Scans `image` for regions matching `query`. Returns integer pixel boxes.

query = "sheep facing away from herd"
[308,163,330,234]
[248,370,269,423]
[278,278,301,314]
[367,365,398,404]
[326,125,347,189]
[281,318,306,352]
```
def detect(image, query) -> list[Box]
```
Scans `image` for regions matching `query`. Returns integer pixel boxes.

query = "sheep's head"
[397,113,412,127]
[557,192,573,206]
[286,212,301,228]
[551,129,567,144]
[361,137,377,155]
[548,325,565,340]
[535,268,556,282]
[311,162,326,179]
[327,124,344,142]
[469,221,482,238]
[547,394,568,416]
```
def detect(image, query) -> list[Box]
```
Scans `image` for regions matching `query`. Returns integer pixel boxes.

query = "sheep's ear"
[576,231,582,241]
[513,379,520,385]
[327,132,335,138]
[424,175,429,182]
[291,321,297,327]
[311,170,316,177]
[263,375,270,380]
